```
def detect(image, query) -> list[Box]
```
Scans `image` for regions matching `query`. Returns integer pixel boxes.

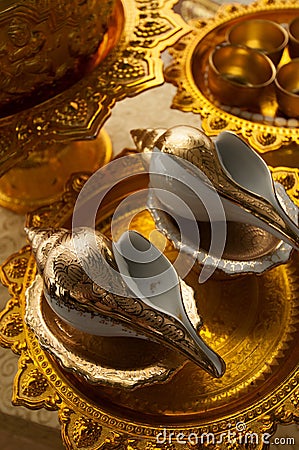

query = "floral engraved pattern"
[110,53,146,80]
[5,257,28,279]
[0,313,23,338]
[208,117,228,131]
[135,17,172,39]
[72,417,102,448]
[54,98,89,126]
[21,369,48,397]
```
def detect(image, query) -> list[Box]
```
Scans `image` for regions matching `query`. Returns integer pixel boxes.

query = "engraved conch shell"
[131,126,299,251]
[26,226,225,378]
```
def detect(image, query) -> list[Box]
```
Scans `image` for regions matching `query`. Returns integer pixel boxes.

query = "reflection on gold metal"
[227,19,289,66]
[288,15,299,58]
[164,0,299,154]
[275,59,299,118]
[0,0,188,175]
[0,129,112,214]
[1,163,299,449]
[207,44,276,108]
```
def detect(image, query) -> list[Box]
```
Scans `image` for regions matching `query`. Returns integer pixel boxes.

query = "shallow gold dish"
[165,0,299,155]
[1,157,299,448]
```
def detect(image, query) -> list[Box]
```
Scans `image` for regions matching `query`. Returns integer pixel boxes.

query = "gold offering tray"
[165,0,299,155]
[1,156,299,449]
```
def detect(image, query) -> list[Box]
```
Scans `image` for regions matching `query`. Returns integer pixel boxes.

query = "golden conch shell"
[131,126,299,250]
[25,226,225,378]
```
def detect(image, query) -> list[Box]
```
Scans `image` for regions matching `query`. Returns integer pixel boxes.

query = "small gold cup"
[288,16,299,59]
[227,19,288,66]
[207,44,276,108]
[275,59,299,118]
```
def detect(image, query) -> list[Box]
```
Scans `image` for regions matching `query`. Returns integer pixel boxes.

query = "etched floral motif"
[275,174,296,191]
[72,417,102,448]
[0,0,186,178]
[208,117,228,131]
[256,132,278,147]
[0,313,23,338]
[109,53,146,80]
[21,369,48,397]
[2,162,299,448]
[6,257,28,279]
[135,17,171,38]
[54,98,89,126]
[290,390,299,408]
[0,0,115,109]
[102,432,139,450]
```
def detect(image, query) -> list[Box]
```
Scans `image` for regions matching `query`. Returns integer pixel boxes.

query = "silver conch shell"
[131,126,299,251]
[25,226,225,378]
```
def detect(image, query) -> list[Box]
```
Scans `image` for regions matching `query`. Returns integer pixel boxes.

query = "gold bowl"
[0,0,116,114]
[227,19,288,66]
[288,15,299,59]
[275,58,299,118]
[207,44,276,108]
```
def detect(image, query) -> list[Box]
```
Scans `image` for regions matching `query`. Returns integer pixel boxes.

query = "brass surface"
[207,44,276,108]
[0,0,188,176]
[227,19,289,66]
[0,129,112,214]
[275,59,299,118]
[288,15,299,58]
[164,0,299,154]
[0,161,299,448]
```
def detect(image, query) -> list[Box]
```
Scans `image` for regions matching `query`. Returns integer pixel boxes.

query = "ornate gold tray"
[1,157,299,449]
[165,0,299,155]
[0,0,188,176]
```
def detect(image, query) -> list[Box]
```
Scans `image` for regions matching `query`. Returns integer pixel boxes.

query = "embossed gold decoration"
[0,0,188,213]
[0,0,116,112]
[1,160,299,448]
[164,0,299,155]
[0,0,187,173]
